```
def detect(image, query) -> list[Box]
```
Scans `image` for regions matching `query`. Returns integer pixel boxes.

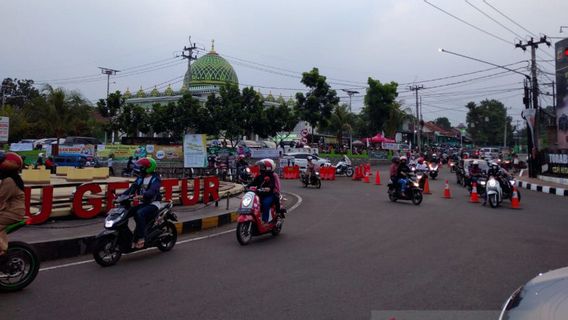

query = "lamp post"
[342,89,359,154]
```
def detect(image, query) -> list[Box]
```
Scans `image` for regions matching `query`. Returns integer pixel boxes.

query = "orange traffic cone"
[375,170,381,185]
[423,177,431,194]
[510,186,521,209]
[469,182,480,203]
[363,172,370,183]
[352,166,360,181]
[443,180,452,199]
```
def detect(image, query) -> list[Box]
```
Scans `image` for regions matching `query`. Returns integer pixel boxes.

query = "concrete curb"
[517,180,568,197]
[30,191,300,262]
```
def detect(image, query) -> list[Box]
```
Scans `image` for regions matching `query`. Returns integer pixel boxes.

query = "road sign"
[301,137,308,144]
[300,128,309,137]
[0,117,9,142]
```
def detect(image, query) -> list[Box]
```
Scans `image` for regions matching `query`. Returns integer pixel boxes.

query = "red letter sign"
[203,176,220,204]
[162,179,178,201]
[106,181,130,211]
[180,178,200,206]
[73,183,103,219]
[25,186,54,225]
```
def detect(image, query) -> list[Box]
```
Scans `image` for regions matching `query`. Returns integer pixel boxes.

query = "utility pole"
[342,89,359,154]
[408,85,423,152]
[182,36,198,88]
[515,36,551,177]
[98,67,120,98]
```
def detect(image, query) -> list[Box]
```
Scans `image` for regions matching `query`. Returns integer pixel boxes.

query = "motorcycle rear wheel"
[236,222,253,246]
[315,179,321,189]
[157,222,177,252]
[388,190,398,202]
[0,242,40,292]
[93,236,122,267]
[346,167,354,177]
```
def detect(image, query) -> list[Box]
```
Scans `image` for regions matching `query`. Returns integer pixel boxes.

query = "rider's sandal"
[134,240,145,249]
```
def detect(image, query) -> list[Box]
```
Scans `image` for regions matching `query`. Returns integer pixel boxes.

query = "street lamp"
[342,89,359,154]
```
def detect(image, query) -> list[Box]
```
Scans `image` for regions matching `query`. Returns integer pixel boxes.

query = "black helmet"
[255,160,267,172]
[391,156,400,164]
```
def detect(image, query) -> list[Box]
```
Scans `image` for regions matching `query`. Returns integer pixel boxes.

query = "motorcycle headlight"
[245,168,251,173]
[413,182,419,187]
[242,196,252,207]
[488,179,497,187]
[105,220,114,228]
[509,180,515,186]
[480,181,486,185]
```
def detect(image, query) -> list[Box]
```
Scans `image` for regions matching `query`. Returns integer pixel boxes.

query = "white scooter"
[485,175,503,208]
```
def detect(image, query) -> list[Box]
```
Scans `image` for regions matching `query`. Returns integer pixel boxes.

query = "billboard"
[0,117,8,142]
[183,134,207,168]
[556,38,568,148]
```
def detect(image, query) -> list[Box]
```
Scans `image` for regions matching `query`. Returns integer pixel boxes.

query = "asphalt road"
[3,166,568,320]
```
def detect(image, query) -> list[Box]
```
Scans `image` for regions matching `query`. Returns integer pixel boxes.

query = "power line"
[423,0,513,45]
[465,0,524,39]
[481,0,536,37]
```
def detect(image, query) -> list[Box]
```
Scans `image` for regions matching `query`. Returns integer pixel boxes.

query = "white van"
[479,147,500,159]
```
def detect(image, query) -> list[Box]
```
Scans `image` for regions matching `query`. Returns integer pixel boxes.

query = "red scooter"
[236,186,284,245]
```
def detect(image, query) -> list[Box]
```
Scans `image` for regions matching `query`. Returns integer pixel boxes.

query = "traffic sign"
[0,117,9,142]
[301,137,308,144]
[300,128,309,137]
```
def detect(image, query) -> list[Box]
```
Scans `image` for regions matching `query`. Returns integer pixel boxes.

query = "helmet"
[255,160,267,172]
[0,152,23,172]
[259,158,274,172]
[307,156,313,161]
[133,157,157,177]
[391,156,400,164]
[400,156,407,162]
[417,157,424,164]
[38,153,44,158]
[472,160,479,166]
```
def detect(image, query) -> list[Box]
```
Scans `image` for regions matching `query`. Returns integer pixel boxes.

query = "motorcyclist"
[236,154,249,181]
[263,158,284,217]
[416,157,428,172]
[248,160,277,223]
[487,162,500,178]
[468,160,483,186]
[389,156,400,184]
[306,156,316,183]
[0,152,25,256]
[121,157,162,249]
[397,156,412,195]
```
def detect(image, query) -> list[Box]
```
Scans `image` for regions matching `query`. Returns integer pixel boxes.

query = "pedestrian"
[45,156,56,174]
[108,155,115,176]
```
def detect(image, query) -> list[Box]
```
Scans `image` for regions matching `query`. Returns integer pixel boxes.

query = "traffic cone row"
[352,166,364,181]
[375,171,381,185]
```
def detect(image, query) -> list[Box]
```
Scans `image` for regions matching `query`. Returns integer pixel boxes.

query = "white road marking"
[39,192,303,272]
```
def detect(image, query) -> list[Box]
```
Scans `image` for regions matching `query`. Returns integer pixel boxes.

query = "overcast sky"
[2,0,567,126]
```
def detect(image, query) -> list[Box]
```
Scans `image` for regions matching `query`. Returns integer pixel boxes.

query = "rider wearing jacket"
[248,160,277,223]
[122,157,162,249]
[0,152,25,256]
[397,156,411,194]
[416,158,428,172]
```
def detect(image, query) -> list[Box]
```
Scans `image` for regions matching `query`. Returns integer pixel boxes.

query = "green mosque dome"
[185,41,238,89]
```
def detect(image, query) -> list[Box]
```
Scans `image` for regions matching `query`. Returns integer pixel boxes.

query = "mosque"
[123,41,294,108]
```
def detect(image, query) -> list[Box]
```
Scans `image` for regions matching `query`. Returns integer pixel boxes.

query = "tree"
[434,117,452,130]
[362,78,399,134]
[1,78,40,108]
[295,68,339,142]
[116,104,150,137]
[324,104,354,149]
[97,91,126,142]
[0,104,28,142]
[266,103,300,145]
[241,87,268,138]
[465,99,513,146]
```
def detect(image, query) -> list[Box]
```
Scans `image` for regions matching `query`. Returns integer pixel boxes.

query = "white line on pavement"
[39,192,303,272]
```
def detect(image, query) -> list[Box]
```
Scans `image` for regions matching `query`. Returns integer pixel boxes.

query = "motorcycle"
[92,194,178,267]
[387,173,423,205]
[468,174,487,197]
[0,220,40,292]
[237,166,252,184]
[428,162,439,180]
[485,175,503,208]
[411,166,428,189]
[236,186,285,245]
[301,171,321,188]
[335,156,354,177]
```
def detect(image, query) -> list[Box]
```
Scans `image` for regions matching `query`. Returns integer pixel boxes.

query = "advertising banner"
[57,144,96,156]
[0,117,9,142]
[96,144,182,161]
[368,150,389,160]
[556,38,568,148]
[250,148,280,159]
[183,134,208,168]
[9,143,33,152]
[381,142,400,150]
[543,151,568,176]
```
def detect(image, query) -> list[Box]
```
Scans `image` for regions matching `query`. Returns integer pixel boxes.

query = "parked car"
[479,147,500,160]
[499,266,568,320]
[284,152,330,171]
[17,139,36,145]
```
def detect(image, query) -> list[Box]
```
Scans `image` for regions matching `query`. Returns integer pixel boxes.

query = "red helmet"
[0,152,23,172]
[256,158,274,172]
[417,157,424,164]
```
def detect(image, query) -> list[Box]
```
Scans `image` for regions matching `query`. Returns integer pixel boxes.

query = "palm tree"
[384,103,412,137]
[328,104,354,150]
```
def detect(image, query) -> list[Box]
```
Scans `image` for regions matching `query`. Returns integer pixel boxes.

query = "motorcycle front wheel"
[236,222,253,246]
[93,236,122,267]
[411,189,423,205]
[271,219,283,236]
[0,242,40,292]
[157,222,177,252]
[488,194,499,208]
[388,189,398,202]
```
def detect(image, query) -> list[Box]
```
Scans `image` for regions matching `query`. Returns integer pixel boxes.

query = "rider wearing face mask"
[248,159,277,223]
[0,152,25,256]
[397,156,411,194]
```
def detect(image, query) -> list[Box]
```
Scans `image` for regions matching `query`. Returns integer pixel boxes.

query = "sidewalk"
[517,174,568,197]
[12,191,299,261]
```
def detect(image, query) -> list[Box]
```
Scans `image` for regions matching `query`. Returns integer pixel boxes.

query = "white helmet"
[260,158,275,172]
[400,156,407,161]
